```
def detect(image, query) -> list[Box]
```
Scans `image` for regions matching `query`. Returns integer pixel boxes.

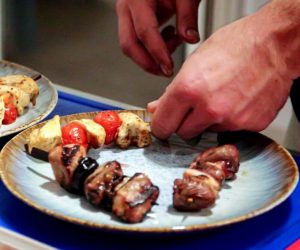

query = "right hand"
[116,0,201,76]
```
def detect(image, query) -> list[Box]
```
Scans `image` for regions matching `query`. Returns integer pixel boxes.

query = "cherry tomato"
[61,122,88,148]
[94,111,122,144]
[2,103,17,125]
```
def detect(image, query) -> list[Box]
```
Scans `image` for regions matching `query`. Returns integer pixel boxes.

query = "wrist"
[255,0,300,80]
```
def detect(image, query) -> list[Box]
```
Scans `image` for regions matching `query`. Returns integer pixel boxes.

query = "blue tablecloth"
[0,91,299,250]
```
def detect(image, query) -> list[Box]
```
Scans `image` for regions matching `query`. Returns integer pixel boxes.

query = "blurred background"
[2,0,184,107]
[1,0,269,107]
[0,0,296,149]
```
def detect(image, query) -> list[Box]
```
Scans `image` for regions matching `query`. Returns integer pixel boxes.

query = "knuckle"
[151,118,170,140]
[206,105,227,122]
[172,79,201,103]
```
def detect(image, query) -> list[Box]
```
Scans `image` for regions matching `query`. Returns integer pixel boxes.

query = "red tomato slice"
[94,111,122,144]
[2,103,17,125]
[61,122,88,148]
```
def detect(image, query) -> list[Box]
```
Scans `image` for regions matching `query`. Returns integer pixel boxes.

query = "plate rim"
[0,60,58,137]
[0,110,298,233]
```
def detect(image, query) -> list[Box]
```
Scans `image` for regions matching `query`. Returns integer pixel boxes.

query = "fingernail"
[186,29,199,41]
[147,100,158,113]
[160,64,173,76]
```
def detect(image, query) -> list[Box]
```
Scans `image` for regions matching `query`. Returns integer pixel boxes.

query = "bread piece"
[115,112,151,149]
[27,115,62,153]
[0,75,39,105]
[72,119,106,148]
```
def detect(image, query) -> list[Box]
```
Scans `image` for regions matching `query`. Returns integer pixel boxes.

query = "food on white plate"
[173,144,240,211]
[48,143,159,223]
[72,119,106,148]
[0,74,39,126]
[84,160,124,207]
[27,111,152,156]
[115,111,151,149]
[173,169,220,211]
[190,144,240,180]
[112,173,159,223]
[0,75,39,105]
[0,85,30,115]
[48,144,87,192]
[27,115,62,154]
[94,110,122,145]
[27,111,242,222]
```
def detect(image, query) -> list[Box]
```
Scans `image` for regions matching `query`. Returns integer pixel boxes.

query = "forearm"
[255,0,300,79]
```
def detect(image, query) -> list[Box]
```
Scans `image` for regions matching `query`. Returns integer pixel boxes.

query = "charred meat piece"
[48,144,87,192]
[112,173,159,223]
[173,169,219,211]
[191,144,240,180]
[84,161,124,208]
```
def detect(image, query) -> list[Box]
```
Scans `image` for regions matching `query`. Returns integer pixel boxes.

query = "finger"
[150,91,191,140]
[147,100,159,113]
[129,2,174,76]
[176,108,213,140]
[175,0,201,43]
[117,2,162,75]
[161,25,183,54]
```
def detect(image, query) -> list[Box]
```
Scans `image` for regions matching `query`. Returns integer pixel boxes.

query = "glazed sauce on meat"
[61,145,80,166]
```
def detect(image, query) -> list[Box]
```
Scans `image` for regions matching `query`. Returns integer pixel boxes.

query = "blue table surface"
[0,91,299,250]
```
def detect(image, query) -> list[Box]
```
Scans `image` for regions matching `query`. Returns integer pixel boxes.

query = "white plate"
[0,60,57,137]
[0,111,298,233]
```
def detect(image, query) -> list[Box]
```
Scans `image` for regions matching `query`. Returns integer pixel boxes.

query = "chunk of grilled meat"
[190,161,226,184]
[112,173,159,223]
[190,144,240,180]
[48,144,87,192]
[84,161,124,208]
[173,169,220,211]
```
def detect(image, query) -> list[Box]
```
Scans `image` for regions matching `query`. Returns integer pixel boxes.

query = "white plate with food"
[0,110,298,233]
[0,60,57,137]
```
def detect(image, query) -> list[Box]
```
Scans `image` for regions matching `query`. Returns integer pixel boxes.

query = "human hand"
[116,0,201,76]
[148,10,295,140]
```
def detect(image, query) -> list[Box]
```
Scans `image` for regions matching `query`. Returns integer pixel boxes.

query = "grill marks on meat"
[48,145,159,223]
[84,161,124,208]
[112,173,159,223]
[48,144,87,192]
[62,145,80,166]
[173,144,240,211]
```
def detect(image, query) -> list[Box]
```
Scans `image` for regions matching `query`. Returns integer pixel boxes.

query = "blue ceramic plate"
[0,110,298,233]
[0,60,57,137]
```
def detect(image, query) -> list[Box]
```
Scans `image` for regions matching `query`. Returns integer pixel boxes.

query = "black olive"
[71,157,99,194]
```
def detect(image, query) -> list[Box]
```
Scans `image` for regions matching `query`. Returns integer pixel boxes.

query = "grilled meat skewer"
[112,173,159,223]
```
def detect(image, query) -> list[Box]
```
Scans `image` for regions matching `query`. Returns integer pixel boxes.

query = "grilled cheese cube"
[115,112,151,149]
[72,119,106,148]
[27,115,62,153]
